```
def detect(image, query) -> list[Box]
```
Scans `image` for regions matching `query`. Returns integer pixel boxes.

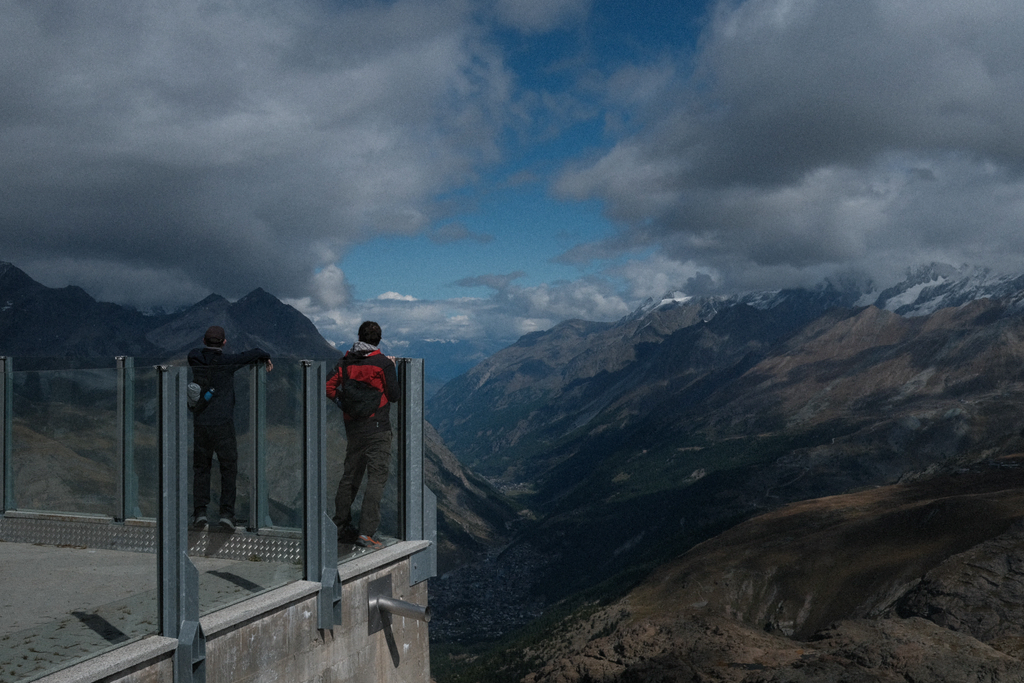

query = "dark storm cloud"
[0,0,511,308]
[556,0,1024,292]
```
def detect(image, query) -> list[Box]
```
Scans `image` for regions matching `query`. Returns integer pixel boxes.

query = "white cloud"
[290,271,636,355]
[312,265,351,310]
[493,0,592,33]
[615,255,717,301]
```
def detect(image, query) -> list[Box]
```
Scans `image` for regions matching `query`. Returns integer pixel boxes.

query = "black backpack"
[188,363,217,416]
[338,357,383,419]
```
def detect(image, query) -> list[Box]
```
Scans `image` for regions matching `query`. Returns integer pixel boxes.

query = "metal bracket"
[319,512,342,629]
[367,575,430,668]
[367,576,393,636]
[368,575,431,631]
[176,620,206,682]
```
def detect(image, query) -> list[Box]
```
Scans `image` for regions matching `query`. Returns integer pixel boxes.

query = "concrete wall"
[38,542,431,683]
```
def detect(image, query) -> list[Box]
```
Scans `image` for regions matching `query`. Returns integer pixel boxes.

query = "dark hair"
[204,325,226,347]
[358,321,382,346]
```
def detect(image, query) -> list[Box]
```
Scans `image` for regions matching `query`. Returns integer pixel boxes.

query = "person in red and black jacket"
[326,320,399,548]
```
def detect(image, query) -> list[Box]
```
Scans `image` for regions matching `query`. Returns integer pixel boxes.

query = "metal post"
[302,360,341,630]
[117,356,140,521]
[373,595,432,623]
[0,356,11,512]
[396,358,436,585]
[248,362,269,531]
[367,574,430,669]
[157,365,205,683]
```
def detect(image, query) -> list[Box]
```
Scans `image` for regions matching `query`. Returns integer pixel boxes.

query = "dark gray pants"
[333,430,392,537]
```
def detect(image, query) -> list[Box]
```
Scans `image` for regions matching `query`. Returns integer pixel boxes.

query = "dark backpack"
[339,358,383,419]
[188,363,217,416]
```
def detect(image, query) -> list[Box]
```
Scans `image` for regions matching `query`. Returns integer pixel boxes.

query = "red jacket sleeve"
[325,363,342,400]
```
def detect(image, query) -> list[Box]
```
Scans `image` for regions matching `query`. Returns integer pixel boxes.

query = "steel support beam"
[302,360,341,630]
[0,357,10,513]
[116,356,140,521]
[396,358,436,585]
[157,365,205,683]
[248,362,269,531]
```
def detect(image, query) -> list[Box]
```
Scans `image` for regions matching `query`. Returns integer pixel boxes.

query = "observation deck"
[0,357,436,683]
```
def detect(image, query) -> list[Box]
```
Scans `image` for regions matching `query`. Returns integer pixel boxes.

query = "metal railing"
[0,356,435,683]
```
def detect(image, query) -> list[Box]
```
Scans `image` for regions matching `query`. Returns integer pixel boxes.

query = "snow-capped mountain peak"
[627,262,1024,326]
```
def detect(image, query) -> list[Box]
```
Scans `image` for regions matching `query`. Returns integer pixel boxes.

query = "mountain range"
[428,263,1024,657]
[0,260,515,572]
[452,456,1024,682]
[12,253,1024,679]
[0,260,338,361]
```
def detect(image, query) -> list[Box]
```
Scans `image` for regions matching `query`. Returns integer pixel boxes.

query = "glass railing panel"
[379,410,399,539]
[190,359,304,618]
[328,381,400,552]
[0,353,427,676]
[259,359,306,530]
[228,362,254,527]
[325,383,346,531]
[9,366,119,516]
[1,359,161,680]
[0,542,159,682]
[130,362,161,520]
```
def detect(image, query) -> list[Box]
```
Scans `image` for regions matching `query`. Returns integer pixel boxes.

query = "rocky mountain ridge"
[629,262,1024,321]
[430,282,865,479]
[0,260,515,571]
[446,457,1024,682]
[0,260,339,361]
[428,262,1024,630]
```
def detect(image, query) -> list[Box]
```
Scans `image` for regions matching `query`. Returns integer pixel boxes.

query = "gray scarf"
[351,341,378,354]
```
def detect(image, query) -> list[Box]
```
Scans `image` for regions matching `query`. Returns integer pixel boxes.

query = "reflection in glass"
[131,363,161,520]
[258,360,306,529]
[189,359,307,617]
[0,354,422,666]
[0,539,159,680]
[9,367,118,515]
[324,379,399,543]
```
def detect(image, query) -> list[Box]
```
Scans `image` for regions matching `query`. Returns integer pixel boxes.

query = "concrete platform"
[0,536,411,682]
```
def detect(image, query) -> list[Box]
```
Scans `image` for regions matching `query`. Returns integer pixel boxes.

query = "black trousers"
[193,421,239,520]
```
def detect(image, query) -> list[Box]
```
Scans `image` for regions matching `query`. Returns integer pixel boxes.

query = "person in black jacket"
[325,321,399,547]
[188,325,272,532]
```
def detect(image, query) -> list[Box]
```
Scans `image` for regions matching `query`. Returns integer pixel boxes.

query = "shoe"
[356,534,382,549]
[338,525,359,544]
[218,518,235,532]
[192,514,208,530]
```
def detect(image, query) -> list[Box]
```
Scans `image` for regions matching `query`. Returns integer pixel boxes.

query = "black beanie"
[204,326,226,346]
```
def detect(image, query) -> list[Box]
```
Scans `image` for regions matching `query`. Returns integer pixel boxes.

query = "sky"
[4,0,1024,355]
